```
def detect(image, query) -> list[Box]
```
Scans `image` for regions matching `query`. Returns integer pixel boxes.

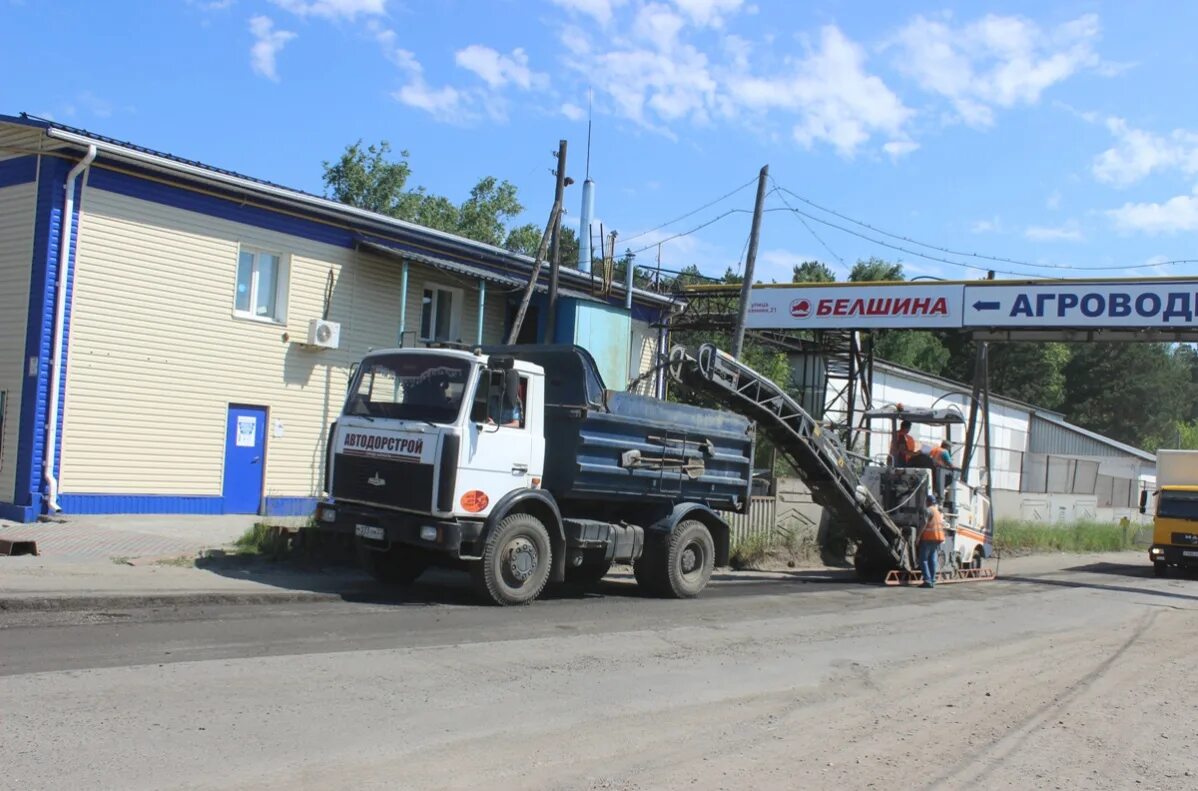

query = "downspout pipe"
[44,144,96,513]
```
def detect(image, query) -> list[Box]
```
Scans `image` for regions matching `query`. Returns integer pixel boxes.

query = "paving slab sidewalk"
[0,514,373,611]
[0,512,1161,612]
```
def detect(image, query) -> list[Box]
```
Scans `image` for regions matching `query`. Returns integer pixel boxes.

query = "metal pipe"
[624,252,634,310]
[44,144,97,513]
[398,259,409,347]
[578,178,594,273]
[476,278,486,345]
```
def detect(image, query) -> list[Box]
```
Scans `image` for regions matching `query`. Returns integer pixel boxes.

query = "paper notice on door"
[236,416,257,447]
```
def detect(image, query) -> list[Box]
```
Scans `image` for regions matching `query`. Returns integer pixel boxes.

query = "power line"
[620,175,759,245]
[773,182,1191,273]
[763,205,1044,278]
[627,208,750,255]
[770,182,846,270]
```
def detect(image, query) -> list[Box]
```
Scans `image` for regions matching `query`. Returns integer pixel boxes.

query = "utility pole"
[507,202,561,345]
[731,164,769,359]
[544,140,569,343]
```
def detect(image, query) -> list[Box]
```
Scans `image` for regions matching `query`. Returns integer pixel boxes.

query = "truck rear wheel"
[357,543,428,586]
[662,520,715,598]
[473,513,552,606]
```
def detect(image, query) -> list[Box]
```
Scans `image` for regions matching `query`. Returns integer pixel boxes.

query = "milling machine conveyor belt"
[671,344,911,571]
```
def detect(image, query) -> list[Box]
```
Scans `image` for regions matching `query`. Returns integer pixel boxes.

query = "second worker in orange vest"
[918,494,945,588]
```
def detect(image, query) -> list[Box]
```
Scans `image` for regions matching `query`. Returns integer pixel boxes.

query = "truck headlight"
[420,526,439,542]
[318,506,337,523]
[1150,546,1163,555]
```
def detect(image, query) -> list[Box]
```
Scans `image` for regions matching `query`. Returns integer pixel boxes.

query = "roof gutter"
[44,144,97,513]
[41,127,674,307]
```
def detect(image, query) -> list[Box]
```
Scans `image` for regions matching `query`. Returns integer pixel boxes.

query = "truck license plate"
[355,524,385,541]
[1184,550,1198,558]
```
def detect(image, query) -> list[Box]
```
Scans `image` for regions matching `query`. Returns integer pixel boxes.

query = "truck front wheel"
[473,513,553,605]
[662,520,715,598]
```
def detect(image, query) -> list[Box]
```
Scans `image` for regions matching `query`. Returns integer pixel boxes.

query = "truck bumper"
[315,501,484,557]
[1149,544,1198,566]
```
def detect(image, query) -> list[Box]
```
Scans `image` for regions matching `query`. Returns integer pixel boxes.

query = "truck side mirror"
[1139,489,1148,515]
[470,369,508,425]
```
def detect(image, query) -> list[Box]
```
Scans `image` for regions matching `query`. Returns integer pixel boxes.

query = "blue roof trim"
[89,163,354,248]
[2,113,673,310]
[0,155,36,189]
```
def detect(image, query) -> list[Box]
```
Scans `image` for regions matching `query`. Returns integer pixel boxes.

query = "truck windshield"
[1157,491,1198,521]
[346,354,471,424]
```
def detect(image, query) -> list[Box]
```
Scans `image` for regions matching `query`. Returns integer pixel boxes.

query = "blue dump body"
[482,345,754,516]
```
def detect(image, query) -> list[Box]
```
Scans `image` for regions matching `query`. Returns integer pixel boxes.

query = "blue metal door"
[223,405,267,514]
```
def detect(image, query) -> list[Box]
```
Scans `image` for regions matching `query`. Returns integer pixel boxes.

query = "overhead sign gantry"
[726,276,1198,340]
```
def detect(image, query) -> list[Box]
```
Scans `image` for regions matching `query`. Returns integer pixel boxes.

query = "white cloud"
[673,0,744,28]
[890,13,1101,127]
[883,139,919,159]
[1025,222,1083,241]
[550,0,628,26]
[561,102,586,121]
[270,0,386,20]
[1046,189,1061,210]
[726,26,912,156]
[1107,189,1198,234]
[971,217,1001,233]
[1092,117,1198,186]
[455,45,547,91]
[395,82,465,119]
[249,16,296,81]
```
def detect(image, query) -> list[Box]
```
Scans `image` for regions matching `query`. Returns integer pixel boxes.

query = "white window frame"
[419,283,464,342]
[233,246,290,324]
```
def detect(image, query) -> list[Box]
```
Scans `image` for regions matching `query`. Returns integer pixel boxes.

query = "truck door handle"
[512,464,528,474]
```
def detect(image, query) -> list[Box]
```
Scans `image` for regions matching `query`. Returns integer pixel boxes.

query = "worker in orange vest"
[919,493,946,588]
[889,420,917,466]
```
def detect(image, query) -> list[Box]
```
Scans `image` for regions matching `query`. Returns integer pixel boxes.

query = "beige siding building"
[0,115,671,521]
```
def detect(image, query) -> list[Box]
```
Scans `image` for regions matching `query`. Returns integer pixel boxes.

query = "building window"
[420,285,461,342]
[235,248,287,322]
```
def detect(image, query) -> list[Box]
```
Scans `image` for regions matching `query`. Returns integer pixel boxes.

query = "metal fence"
[721,496,778,545]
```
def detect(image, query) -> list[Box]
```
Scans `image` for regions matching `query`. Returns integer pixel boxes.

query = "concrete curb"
[0,589,348,613]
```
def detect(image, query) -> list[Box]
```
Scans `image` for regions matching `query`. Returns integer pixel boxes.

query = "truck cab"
[316,345,753,605]
[1142,450,1198,576]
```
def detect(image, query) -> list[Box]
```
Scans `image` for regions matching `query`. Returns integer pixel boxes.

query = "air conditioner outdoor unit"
[305,318,341,350]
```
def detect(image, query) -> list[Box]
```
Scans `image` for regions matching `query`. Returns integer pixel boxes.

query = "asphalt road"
[2,555,1196,790]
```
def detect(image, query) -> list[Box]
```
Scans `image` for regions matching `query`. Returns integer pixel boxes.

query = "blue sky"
[4,0,1198,283]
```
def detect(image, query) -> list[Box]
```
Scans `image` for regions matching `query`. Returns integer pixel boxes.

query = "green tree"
[849,257,903,282]
[503,223,580,264]
[323,140,524,246]
[792,260,836,283]
[1063,343,1190,447]
[323,140,417,217]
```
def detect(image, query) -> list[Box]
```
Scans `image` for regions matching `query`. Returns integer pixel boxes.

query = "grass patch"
[994,519,1146,554]
[232,523,294,559]
[730,533,772,569]
[730,524,820,570]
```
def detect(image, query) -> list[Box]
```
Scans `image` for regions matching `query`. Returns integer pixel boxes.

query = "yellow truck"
[1142,449,1198,577]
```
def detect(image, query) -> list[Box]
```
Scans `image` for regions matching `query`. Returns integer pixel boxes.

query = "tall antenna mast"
[585,87,593,180]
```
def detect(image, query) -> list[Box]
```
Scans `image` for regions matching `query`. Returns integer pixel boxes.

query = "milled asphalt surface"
[3,551,1195,791]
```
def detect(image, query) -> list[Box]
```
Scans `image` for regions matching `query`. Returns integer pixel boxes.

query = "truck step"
[884,567,997,586]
